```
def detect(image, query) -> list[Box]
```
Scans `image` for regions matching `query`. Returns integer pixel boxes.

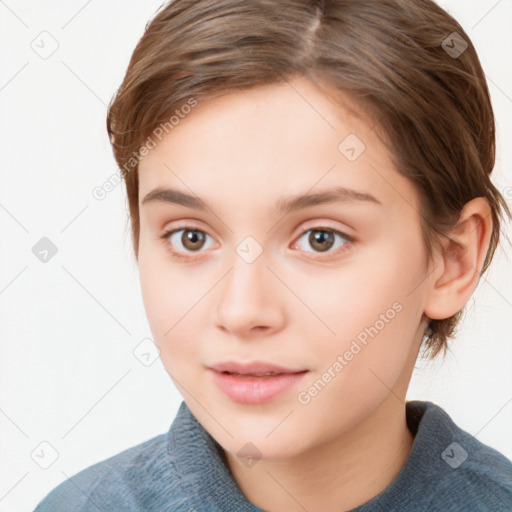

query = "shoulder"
[414,401,512,511]
[428,441,512,511]
[33,432,180,511]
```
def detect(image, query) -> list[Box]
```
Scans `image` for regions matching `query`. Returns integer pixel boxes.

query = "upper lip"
[208,361,307,375]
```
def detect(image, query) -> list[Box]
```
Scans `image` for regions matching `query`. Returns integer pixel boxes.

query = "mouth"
[209,361,307,375]
[207,361,309,404]
[219,372,291,378]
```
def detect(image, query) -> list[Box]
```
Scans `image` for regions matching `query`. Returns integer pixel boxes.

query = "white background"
[0,1,511,511]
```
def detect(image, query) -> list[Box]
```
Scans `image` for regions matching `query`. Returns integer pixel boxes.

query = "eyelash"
[159,224,355,261]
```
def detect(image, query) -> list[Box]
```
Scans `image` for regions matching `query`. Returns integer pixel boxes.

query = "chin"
[223,436,304,463]
[221,420,308,459]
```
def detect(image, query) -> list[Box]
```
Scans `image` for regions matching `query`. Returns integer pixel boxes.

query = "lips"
[208,361,306,376]
[208,361,308,404]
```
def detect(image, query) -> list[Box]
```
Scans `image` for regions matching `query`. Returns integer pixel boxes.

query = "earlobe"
[423,197,493,320]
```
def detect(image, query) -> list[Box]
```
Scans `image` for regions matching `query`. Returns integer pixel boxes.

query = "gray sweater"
[34,400,512,511]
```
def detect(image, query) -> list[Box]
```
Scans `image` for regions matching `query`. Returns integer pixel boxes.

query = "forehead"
[137,76,418,216]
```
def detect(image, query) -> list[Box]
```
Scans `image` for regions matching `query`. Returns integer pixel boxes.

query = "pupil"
[310,230,334,252]
[184,230,204,250]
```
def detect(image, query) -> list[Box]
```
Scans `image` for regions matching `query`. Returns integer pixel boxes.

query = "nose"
[212,240,285,338]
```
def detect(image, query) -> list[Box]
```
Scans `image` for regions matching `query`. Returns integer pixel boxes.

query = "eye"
[293,227,353,255]
[160,224,354,261]
[161,227,215,258]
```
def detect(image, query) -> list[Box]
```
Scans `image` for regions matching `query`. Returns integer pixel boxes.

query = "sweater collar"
[169,401,264,511]
[168,400,438,510]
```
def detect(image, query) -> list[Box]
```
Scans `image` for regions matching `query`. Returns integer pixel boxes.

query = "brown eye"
[294,227,351,255]
[308,230,335,252]
[162,228,214,256]
[181,230,206,251]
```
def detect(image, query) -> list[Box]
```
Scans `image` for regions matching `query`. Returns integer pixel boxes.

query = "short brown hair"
[106,0,510,360]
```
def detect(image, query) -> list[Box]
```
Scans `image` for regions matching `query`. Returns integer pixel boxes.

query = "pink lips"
[208,361,308,404]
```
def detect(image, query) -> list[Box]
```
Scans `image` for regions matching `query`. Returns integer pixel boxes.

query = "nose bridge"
[213,233,281,333]
[224,234,268,303]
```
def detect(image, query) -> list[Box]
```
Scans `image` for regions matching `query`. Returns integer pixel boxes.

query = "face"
[137,76,431,461]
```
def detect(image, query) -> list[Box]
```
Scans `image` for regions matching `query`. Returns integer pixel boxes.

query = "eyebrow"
[141,185,381,214]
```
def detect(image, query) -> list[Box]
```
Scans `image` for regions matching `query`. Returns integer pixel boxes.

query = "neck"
[224,392,415,512]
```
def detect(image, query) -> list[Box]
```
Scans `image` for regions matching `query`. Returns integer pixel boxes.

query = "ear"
[424,197,493,320]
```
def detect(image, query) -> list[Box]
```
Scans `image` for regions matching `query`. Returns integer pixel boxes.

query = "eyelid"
[159,226,214,262]
[161,220,355,259]
[295,220,355,242]
[291,224,354,258]
[163,220,354,241]
[162,222,217,248]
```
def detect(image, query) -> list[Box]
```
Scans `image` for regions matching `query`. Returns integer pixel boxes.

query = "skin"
[136,75,492,512]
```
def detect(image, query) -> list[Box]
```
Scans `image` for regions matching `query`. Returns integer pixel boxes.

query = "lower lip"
[209,369,308,404]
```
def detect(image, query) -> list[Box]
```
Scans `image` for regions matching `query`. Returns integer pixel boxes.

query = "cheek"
[302,240,424,344]
[139,232,197,318]
[138,239,239,388]
[305,231,427,377]
[138,243,203,362]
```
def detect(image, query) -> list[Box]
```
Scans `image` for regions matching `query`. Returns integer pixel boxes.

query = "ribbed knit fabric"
[34,400,512,511]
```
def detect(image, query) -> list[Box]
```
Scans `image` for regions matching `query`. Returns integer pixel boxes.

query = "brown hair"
[106,0,510,360]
